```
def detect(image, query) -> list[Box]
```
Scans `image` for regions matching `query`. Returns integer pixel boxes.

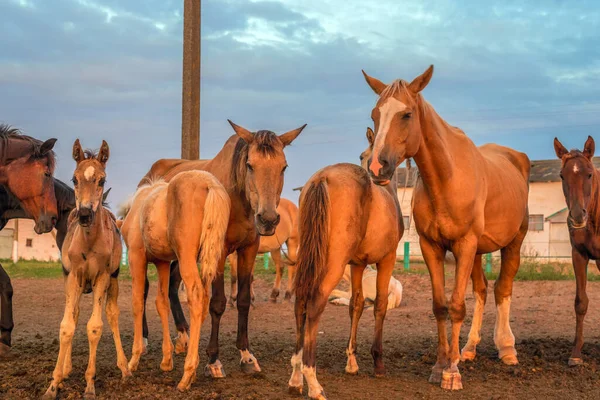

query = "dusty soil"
[3,274,600,399]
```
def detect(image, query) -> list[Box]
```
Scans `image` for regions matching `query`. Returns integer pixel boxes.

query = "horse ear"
[72,139,84,163]
[362,70,387,95]
[228,120,254,144]
[98,140,110,164]
[553,137,568,159]
[102,187,111,203]
[279,124,307,147]
[583,136,595,160]
[408,65,434,93]
[40,138,57,155]
[366,127,375,148]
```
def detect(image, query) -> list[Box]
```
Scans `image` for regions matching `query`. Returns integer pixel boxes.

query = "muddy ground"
[2,274,600,399]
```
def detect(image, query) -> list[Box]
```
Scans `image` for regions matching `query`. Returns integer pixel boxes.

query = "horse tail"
[118,177,166,220]
[198,179,231,284]
[294,178,330,300]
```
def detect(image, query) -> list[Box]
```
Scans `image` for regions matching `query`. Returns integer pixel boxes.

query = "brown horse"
[0,124,58,357]
[136,120,306,378]
[121,170,230,391]
[43,140,129,399]
[554,136,600,367]
[229,197,299,304]
[362,66,530,390]
[289,127,403,399]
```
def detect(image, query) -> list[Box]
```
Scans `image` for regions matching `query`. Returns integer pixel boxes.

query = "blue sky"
[2,0,600,205]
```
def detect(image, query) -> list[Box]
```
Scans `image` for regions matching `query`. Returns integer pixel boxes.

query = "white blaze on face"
[573,164,579,173]
[84,166,95,181]
[370,97,407,176]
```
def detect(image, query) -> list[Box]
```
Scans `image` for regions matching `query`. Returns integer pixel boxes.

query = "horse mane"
[0,124,56,171]
[83,149,98,160]
[380,79,412,100]
[230,131,281,192]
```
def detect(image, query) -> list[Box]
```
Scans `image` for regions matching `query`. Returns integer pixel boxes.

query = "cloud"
[1,0,600,205]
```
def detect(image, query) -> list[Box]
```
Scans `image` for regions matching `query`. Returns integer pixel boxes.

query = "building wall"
[2,219,60,262]
[395,181,570,261]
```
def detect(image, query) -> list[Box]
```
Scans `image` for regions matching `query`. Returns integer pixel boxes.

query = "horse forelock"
[379,79,411,101]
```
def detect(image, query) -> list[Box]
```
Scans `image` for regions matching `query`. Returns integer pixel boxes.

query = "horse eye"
[45,172,51,178]
[402,112,412,120]
[99,178,106,187]
[560,173,564,180]
[359,155,364,161]
[246,163,254,172]
[72,177,78,186]
[282,165,288,174]
[589,173,593,179]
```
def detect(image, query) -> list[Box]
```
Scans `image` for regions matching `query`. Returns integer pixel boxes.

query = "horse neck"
[587,169,600,234]
[78,206,106,243]
[411,97,458,193]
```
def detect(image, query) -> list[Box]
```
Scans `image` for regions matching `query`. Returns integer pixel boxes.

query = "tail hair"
[198,181,231,284]
[294,179,330,300]
[118,177,165,219]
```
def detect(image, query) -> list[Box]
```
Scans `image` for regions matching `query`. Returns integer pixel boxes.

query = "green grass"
[2,255,597,282]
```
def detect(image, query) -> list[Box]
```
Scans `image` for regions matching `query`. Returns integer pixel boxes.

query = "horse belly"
[141,192,174,260]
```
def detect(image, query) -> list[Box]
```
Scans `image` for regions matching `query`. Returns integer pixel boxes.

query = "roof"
[292,157,600,191]
[546,207,568,222]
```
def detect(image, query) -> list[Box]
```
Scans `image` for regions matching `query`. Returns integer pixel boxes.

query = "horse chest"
[572,230,600,260]
[226,218,257,250]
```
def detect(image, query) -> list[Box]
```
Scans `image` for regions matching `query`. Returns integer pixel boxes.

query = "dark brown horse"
[554,136,600,366]
[362,66,530,390]
[0,124,58,358]
[133,120,306,379]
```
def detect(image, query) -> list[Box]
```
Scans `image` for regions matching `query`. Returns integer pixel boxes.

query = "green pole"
[403,242,410,270]
[263,253,269,270]
[485,253,492,273]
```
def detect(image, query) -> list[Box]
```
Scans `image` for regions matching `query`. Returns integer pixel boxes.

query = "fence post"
[404,242,410,270]
[485,253,492,273]
[263,253,269,270]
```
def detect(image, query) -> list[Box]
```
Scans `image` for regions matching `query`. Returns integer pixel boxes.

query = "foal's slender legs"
[168,261,190,355]
[270,250,284,302]
[43,274,83,399]
[128,250,148,372]
[205,253,228,378]
[105,276,131,379]
[570,249,590,366]
[461,255,487,361]
[345,264,366,375]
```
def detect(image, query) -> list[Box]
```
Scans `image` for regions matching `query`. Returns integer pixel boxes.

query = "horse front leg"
[345,264,366,375]
[236,242,262,374]
[371,253,395,377]
[569,248,589,366]
[270,250,283,302]
[461,254,487,361]
[0,264,14,359]
[205,252,227,378]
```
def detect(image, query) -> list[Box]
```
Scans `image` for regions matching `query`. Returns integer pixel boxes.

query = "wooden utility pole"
[181,0,201,160]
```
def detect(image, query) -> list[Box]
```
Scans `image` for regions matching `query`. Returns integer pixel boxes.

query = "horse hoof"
[141,338,148,355]
[374,366,386,377]
[309,391,327,400]
[160,358,174,372]
[460,350,476,362]
[240,358,262,374]
[227,298,236,308]
[345,366,358,375]
[0,343,15,361]
[42,385,58,400]
[83,389,96,399]
[204,360,226,379]
[440,370,463,391]
[568,357,584,367]
[176,379,193,392]
[501,354,519,366]
[284,292,292,302]
[175,332,189,355]
[288,385,303,395]
[428,369,442,384]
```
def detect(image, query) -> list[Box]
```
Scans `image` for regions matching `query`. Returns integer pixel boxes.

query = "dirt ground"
[3,274,600,399]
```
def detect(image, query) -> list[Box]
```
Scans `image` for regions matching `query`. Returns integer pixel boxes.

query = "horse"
[0,124,58,357]
[121,170,230,391]
[132,120,306,379]
[43,140,130,399]
[329,265,403,311]
[362,65,530,390]
[553,136,600,367]
[228,197,299,305]
[289,127,403,399]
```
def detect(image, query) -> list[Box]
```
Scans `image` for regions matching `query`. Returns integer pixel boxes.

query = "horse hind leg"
[493,231,526,366]
[345,264,366,375]
[128,250,148,372]
[289,296,307,394]
[0,264,14,359]
[168,261,190,355]
[227,252,238,308]
[371,253,396,377]
[155,261,175,371]
[271,250,283,302]
[285,236,299,302]
[461,254,487,362]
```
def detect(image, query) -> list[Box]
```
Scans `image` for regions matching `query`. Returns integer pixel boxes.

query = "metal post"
[181,0,201,160]
[263,253,269,270]
[403,242,410,270]
[485,253,492,273]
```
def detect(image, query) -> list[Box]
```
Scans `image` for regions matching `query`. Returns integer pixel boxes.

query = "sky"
[2,0,600,206]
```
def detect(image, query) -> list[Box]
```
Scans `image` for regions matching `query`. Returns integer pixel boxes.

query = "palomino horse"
[0,124,58,358]
[554,136,600,367]
[136,120,306,378]
[121,171,230,391]
[362,65,530,390]
[44,140,129,399]
[229,197,299,305]
[289,127,403,399]
[0,180,111,359]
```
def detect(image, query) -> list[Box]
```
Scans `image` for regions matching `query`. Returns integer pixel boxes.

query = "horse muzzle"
[78,207,95,227]
[568,215,587,230]
[255,211,280,236]
[34,215,57,234]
